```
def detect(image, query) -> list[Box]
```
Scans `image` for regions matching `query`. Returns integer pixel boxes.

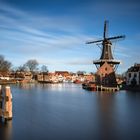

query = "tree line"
[0,55,98,75]
[0,55,48,74]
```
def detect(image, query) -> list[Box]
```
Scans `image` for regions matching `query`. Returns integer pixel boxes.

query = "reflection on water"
[1,83,140,140]
[96,92,116,139]
[0,120,12,140]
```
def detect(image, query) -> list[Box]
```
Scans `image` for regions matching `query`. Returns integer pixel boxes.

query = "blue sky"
[0,0,140,73]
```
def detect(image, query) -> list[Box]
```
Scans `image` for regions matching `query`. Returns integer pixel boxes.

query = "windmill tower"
[86,20,125,87]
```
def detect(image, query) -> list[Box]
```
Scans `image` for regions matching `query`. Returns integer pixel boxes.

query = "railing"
[93,59,121,64]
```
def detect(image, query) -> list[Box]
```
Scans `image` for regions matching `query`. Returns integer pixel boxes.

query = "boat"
[82,82,96,91]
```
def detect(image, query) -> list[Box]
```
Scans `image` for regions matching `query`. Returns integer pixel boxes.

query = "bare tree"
[24,59,38,72]
[41,65,48,73]
[0,55,12,72]
[77,71,86,75]
[17,64,27,72]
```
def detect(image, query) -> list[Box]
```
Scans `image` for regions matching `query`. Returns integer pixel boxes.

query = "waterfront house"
[55,71,69,77]
[37,71,96,84]
[84,73,95,83]
[37,72,50,82]
[126,63,140,86]
[14,71,33,82]
[37,73,43,81]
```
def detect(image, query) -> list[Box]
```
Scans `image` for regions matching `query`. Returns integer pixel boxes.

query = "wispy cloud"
[0,2,96,69]
[0,1,139,73]
[65,59,93,65]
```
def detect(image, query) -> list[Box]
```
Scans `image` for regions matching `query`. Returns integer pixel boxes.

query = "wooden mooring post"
[0,86,12,122]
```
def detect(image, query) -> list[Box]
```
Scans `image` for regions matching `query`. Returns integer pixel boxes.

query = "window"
[105,67,107,71]
[0,102,2,108]
[134,73,137,78]
[139,72,140,84]
[129,73,131,78]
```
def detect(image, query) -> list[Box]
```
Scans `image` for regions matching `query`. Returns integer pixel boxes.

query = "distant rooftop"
[127,63,140,72]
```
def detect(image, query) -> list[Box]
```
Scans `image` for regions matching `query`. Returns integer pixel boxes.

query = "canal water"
[1,83,140,140]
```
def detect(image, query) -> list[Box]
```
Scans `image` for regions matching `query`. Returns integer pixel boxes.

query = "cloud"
[0,2,100,72]
[0,2,84,34]
[0,3,92,49]
[0,1,138,73]
[65,59,93,65]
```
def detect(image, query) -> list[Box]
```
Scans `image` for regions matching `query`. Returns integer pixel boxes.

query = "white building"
[126,64,140,86]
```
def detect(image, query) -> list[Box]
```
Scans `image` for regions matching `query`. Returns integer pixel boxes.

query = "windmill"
[86,20,125,87]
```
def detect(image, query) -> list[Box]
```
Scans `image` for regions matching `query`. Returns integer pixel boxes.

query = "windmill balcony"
[93,59,121,64]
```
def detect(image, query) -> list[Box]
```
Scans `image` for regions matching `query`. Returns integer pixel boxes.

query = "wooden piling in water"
[0,86,12,121]
[0,85,2,120]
